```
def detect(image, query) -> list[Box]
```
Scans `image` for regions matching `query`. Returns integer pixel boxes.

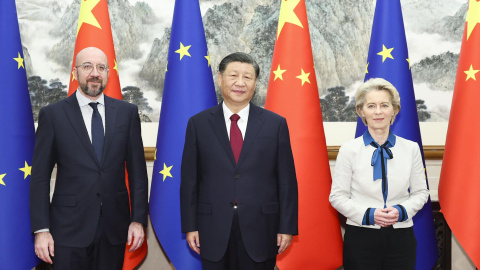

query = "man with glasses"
[30,47,148,269]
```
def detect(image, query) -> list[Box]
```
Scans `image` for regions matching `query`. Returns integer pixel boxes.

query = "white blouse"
[329,135,429,229]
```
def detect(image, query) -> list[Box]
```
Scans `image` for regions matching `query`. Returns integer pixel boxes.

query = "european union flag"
[149,0,217,268]
[0,0,39,269]
[355,1,438,269]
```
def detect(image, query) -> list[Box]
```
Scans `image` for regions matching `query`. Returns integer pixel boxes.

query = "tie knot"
[89,102,99,111]
[230,114,240,122]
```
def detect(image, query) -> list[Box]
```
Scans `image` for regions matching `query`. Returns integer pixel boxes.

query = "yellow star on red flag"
[273,65,287,81]
[76,0,102,36]
[68,0,123,99]
[265,1,344,268]
[67,0,149,265]
[277,0,303,39]
[296,68,311,85]
[466,0,480,40]
[113,59,118,74]
[464,64,480,81]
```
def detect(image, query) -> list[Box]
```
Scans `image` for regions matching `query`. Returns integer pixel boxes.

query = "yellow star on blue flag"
[377,45,394,62]
[159,163,173,181]
[148,0,218,268]
[0,0,38,268]
[0,173,6,186]
[175,42,192,60]
[356,1,438,269]
[13,52,24,69]
[19,161,32,179]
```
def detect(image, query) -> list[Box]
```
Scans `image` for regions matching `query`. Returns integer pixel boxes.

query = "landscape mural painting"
[17,0,464,122]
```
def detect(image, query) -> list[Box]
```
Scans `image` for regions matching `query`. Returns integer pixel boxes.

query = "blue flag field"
[355,1,438,269]
[149,0,218,268]
[0,0,39,269]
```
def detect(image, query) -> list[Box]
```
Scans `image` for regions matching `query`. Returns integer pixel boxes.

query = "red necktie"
[230,114,243,163]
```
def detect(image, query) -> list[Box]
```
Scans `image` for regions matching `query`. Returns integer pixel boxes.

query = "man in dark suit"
[30,47,148,269]
[180,52,298,269]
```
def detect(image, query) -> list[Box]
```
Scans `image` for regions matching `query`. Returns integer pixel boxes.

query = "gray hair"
[355,78,401,125]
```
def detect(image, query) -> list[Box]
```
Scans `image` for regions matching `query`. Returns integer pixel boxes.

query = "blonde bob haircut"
[355,78,401,126]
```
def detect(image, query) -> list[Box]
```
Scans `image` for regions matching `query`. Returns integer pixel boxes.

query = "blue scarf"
[363,130,396,206]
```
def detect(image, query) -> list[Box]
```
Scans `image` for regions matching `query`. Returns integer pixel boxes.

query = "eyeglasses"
[76,63,108,74]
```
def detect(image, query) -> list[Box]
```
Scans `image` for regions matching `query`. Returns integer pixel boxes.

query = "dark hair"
[218,52,260,79]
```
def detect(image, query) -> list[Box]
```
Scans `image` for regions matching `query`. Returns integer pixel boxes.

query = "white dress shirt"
[76,90,106,142]
[222,102,249,140]
[329,134,429,229]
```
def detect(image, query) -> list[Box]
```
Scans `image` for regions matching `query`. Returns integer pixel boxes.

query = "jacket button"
[96,193,101,197]
[235,174,240,179]
[99,171,103,175]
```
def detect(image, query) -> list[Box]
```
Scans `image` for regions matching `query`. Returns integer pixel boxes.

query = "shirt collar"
[76,89,105,107]
[363,129,396,147]
[222,102,250,121]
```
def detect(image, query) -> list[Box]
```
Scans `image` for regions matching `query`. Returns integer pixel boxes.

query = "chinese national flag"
[264,0,343,269]
[68,0,147,269]
[439,0,480,267]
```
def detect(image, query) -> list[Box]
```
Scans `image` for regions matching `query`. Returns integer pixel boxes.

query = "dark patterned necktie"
[89,102,104,162]
[230,114,243,163]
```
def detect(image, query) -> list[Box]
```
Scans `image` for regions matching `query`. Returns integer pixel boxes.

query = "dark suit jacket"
[180,103,298,262]
[30,93,148,248]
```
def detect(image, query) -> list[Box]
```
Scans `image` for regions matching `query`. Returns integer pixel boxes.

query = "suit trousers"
[53,211,126,270]
[343,225,417,270]
[201,209,277,270]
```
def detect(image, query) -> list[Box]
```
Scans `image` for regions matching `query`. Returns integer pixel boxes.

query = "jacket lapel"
[63,93,100,166]
[208,104,236,167]
[102,95,118,165]
[237,103,263,166]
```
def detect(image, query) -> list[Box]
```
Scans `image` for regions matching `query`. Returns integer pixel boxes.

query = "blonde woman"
[329,78,429,270]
